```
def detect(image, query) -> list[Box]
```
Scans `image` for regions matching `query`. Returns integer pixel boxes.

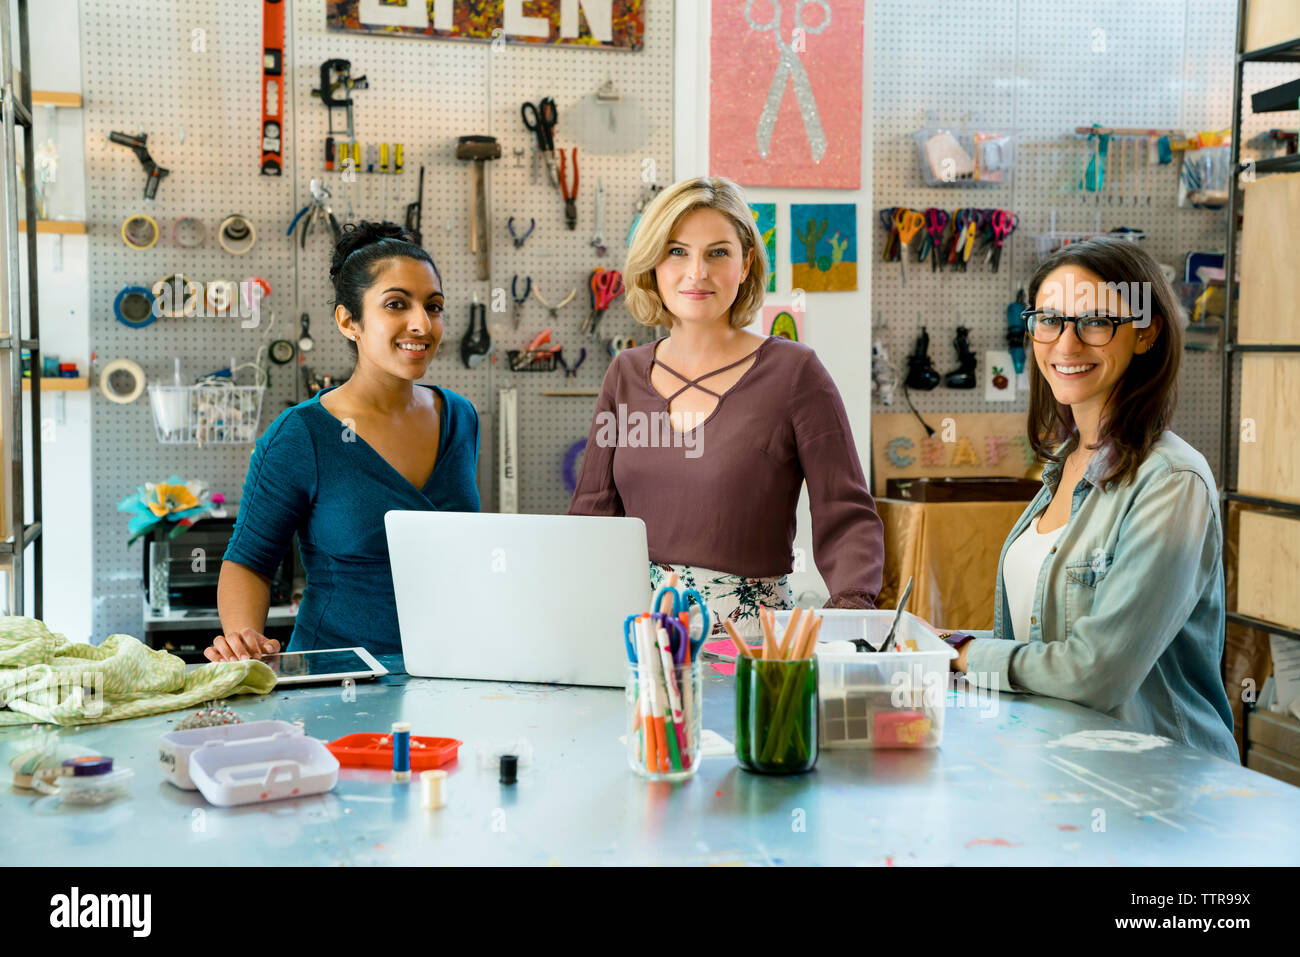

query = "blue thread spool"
[391,722,411,782]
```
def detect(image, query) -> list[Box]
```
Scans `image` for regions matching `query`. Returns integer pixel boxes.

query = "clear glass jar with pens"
[624,583,709,781]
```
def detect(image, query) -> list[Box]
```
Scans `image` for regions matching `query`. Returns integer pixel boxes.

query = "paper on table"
[1269,633,1300,717]
[702,638,739,675]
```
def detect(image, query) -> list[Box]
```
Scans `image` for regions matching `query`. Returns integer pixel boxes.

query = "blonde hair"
[624,176,768,329]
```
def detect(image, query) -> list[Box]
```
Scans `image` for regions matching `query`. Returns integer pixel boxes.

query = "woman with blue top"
[204,221,480,661]
[944,237,1237,762]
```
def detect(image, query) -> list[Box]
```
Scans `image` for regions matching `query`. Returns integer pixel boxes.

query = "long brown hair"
[1026,237,1182,487]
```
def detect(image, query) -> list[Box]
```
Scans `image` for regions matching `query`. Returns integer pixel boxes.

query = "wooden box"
[1237,354,1300,502]
[1238,172,1300,344]
[1237,510,1300,626]
[1245,0,1300,53]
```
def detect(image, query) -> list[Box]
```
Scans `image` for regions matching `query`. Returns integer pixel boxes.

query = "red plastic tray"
[327,732,461,770]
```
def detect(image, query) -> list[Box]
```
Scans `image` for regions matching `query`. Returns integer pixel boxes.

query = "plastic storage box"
[188,732,339,807]
[773,610,956,749]
[159,720,305,790]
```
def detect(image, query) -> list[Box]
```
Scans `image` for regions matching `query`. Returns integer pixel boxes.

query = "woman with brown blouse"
[568,176,884,637]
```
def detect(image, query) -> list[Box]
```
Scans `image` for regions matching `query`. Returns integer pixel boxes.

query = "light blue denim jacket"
[962,430,1238,763]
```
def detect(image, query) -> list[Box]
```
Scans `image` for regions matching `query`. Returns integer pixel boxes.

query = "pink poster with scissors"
[709,0,863,189]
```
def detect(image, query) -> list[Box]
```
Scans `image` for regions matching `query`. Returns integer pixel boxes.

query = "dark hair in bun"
[330,221,441,350]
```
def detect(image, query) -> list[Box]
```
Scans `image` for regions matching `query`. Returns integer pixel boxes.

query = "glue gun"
[108,131,170,200]
[1006,288,1027,374]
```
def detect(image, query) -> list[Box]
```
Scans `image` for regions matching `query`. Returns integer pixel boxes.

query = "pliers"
[557,347,587,379]
[287,179,341,249]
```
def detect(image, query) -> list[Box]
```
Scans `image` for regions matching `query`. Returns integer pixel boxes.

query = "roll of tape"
[121,214,159,250]
[171,216,206,248]
[218,214,256,254]
[114,285,156,329]
[606,335,637,357]
[241,276,271,312]
[205,280,237,314]
[152,274,201,318]
[99,359,146,404]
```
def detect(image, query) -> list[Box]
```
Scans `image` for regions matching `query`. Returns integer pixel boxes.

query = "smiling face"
[1031,264,1160,424]
[335,257,444,380]
[653,208,752,328]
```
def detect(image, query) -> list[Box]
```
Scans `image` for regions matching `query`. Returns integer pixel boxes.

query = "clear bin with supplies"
[773,609,956,749]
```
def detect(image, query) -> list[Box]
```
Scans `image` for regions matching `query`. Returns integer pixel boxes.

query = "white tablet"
[267,647,388,686]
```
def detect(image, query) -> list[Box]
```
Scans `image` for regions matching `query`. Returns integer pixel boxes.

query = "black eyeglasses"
[1021,310,1140,346]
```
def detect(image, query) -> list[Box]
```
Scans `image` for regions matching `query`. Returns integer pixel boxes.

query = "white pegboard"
[869,0,1285,489]
[84,0,673,639]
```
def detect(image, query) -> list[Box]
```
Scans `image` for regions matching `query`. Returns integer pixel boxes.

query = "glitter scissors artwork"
[745,0,831,163]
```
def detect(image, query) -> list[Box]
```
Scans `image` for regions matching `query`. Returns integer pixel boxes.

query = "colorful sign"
[326,0,645,51]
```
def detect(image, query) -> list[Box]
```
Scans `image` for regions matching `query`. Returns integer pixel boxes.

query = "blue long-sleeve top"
[224,385,481,655]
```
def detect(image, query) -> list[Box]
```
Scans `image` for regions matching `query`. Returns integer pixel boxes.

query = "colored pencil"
[777,608,803,659]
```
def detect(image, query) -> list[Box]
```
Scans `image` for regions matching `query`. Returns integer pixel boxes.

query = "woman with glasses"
[942,237,1237,762]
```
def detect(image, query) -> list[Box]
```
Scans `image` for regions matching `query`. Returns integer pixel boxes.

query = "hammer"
[456,135,502,280]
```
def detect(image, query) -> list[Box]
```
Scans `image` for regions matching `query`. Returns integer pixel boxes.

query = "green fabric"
[0,617,275,726]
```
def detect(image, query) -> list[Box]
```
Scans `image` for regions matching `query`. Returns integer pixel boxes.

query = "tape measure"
[113,285,156,329]
[261,0,285,175]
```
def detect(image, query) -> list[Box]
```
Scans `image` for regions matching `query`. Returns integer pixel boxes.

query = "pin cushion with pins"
[174,706,242,731]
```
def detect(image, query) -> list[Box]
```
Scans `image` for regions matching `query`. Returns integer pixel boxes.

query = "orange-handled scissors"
[892,208,924,285]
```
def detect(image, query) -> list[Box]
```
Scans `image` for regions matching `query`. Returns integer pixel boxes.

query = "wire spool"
[606,335,637,357]
[268,339,295,364]
[171,216,206,248]
[113,285,156,329]
[152,274,202,318]
[205,280,237,315]
[121,214,159,250]
[218,214,256,255]
[99,358,146,404]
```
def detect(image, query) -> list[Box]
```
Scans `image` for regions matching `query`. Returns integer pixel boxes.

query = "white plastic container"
[159,720,305,790]
[773,610,957,750]
[188,732,339,807]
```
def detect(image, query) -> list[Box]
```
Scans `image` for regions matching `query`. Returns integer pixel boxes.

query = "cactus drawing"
[830,231,847,267]
[795,217,827,265]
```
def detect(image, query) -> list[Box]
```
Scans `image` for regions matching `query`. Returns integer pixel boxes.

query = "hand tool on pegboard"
[456,136,502,280]
[260,0,285,176]
[313,59,367,172]
[108,132,169,200]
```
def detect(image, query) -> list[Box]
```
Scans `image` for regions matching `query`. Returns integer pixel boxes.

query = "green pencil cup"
[735,655,818,774]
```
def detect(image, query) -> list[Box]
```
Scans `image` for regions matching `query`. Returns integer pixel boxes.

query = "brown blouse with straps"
[568,335,883,608]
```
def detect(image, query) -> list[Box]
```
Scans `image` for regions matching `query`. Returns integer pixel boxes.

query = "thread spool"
[499,754,518,785]
[98,359,146,404]
[391,722,411,782]
[420,770,447,809]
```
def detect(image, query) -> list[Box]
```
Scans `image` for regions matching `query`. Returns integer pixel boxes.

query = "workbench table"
[4,656,1298,866]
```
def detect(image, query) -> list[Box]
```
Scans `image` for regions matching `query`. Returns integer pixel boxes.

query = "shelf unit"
[21,376,86,391]
[0,0,44,616]
[16,220,85,234]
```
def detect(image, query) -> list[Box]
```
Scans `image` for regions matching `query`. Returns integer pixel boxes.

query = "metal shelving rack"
[0,0,43,617]
[1219,3,1300,644]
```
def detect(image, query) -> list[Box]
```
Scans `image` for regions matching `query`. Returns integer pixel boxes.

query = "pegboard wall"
[869,0,1291,486]
[83,0,673,640]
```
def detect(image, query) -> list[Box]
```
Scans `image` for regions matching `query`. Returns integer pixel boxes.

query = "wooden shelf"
[31,90,81,108]
[16,220,86,234]
[22,377,88,391]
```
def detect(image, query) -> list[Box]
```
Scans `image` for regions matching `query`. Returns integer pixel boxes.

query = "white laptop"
[385,512,650,687]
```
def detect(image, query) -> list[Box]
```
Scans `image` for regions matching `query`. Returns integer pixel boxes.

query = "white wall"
[18,0,93,641]
[674,0,875,605]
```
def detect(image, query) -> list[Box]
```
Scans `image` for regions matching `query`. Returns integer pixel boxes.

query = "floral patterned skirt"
[648,562,794,639]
